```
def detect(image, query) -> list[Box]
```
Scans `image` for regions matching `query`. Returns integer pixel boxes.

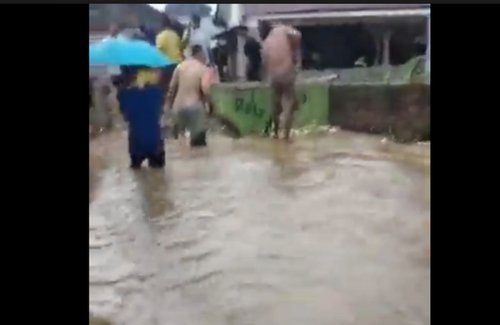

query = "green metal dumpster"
[294,81,330,128]
[211,82,272,136]
[211,80,330,136]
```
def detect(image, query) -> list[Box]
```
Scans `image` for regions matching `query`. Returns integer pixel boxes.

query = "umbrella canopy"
[89,36,173,68]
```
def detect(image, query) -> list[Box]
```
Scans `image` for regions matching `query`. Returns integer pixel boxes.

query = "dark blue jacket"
[117,86,164,157]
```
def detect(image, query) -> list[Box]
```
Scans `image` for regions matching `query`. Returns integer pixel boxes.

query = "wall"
[329,83,429,142]
[211,80,429,142]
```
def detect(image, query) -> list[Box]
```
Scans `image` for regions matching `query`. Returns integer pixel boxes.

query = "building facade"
[222,4,430,80]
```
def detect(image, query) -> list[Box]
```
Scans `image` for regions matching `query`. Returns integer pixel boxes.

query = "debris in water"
[381,137,388,144]
[290,124,331,136]
[328,127,339,134]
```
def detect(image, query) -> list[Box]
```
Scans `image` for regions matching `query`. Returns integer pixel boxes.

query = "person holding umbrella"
[90,37,173,169]
[117,66,165,169]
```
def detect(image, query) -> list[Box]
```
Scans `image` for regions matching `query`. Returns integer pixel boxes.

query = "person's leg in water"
[172,123,180,139]
[190,130,207,147]
[281,81,298,141]
[128,131,146,169]
[262,86,275,137]
[174,110,191,150]
[262,83,274,137]
[130,154,146,169]
[176,105,208,148]
[148,147,166,168]
[263,118,273,137]
[189,104,208,147]
[271,83,284,139]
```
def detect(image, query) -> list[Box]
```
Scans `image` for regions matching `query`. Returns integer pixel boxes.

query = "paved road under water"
[90,130,430,325]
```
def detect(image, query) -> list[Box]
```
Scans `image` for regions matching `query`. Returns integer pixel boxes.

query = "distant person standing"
[165,45,211,147]
[212,42,228,81]
[156,14,184,91]
[156,15,184,63]
[183,15,213,65]
[260,21,302,141]
[239,27,262,81]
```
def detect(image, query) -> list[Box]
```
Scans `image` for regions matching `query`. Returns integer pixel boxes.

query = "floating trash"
[328,126,339,134]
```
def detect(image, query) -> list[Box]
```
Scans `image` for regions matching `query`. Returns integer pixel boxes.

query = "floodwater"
[89,130,430,325]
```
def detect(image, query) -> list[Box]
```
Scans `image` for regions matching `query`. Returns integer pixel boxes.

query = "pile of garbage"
[290,125,339,137]
[298,56,428,85]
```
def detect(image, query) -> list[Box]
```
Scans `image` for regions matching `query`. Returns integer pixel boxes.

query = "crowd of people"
[91,12,303,169]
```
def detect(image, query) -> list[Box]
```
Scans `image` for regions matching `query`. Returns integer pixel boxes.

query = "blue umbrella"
[89,37,174,68]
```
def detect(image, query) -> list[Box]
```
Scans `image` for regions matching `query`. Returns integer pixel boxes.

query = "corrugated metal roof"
[243,3,430,17]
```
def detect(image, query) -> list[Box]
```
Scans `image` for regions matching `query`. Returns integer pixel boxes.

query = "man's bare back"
[262,25,301,79]
[168,58,208,112]
[166,45,210,147]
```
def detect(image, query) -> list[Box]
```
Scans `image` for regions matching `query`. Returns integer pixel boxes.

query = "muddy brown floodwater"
[89,130,430,325]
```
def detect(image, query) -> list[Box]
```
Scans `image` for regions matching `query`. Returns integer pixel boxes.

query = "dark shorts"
[174,104,208,138]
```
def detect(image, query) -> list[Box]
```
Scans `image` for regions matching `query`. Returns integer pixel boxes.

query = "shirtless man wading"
[260,21,302,141]
[165,45,210,147]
